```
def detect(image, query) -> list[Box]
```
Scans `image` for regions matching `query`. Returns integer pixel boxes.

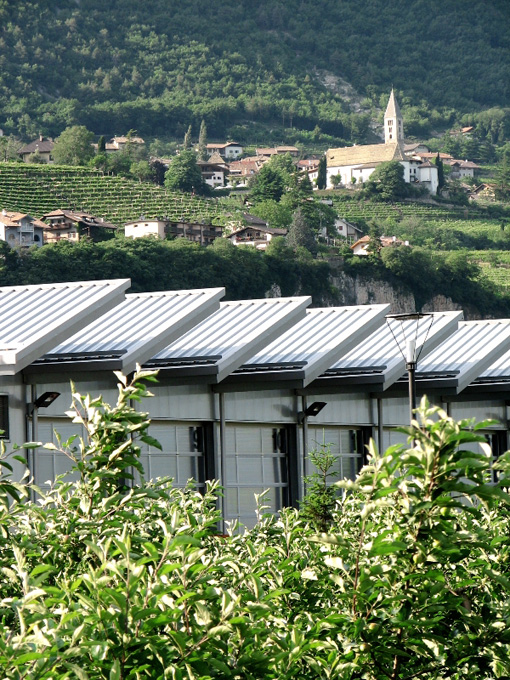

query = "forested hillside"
[1,0,509,143]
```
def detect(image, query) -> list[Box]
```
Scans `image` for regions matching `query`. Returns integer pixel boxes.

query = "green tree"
[97,135,106,153]
[330,173,341,188]
[183,124,192,151]
[286,207,317,256]
[130,160,154,183]
[198,119,207,160]
[52,125,95,165]
[433,152,445,193]
[164,150,206,194]
[250,164,286,203]
[316,155,327,190]
[495,147,510,201]
[365,160,408,201]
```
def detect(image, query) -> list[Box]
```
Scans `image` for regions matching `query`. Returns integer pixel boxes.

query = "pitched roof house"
[350,234,409,256]
[206,142,243,159]
[42,210,117,243]
[18,135,54,163]
[0,210,46,247]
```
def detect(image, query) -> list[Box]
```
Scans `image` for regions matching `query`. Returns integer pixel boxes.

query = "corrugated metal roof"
[417,320,510,392]
[0,279,130,375]
[478,347,510,381]
[324,311,463,389]
[235,304,389,386]
[38,288,225,374]
[147,296,311,382]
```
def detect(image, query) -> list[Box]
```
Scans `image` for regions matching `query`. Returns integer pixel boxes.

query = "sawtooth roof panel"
[323,311,463,389]
[147,296,311,382]
[235,304,389,385]
[417,320,510,392]
[39,287,225,374]
[0,279,130,375]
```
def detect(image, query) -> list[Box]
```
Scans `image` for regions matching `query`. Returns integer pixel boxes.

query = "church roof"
[385,89,402,120]
[326,142,405,168]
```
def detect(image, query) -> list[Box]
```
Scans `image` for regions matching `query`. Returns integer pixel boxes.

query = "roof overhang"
[228,304,390,387]
[145,297,312,383]
[27,288,225,376]
[315,311,464,391]
[0,279,130,375]
[415,320,510,394]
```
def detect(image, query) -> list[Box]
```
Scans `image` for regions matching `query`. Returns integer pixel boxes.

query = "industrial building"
[2,279,510,527]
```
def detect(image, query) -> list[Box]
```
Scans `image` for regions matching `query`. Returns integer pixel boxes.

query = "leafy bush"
[2,373,510,678]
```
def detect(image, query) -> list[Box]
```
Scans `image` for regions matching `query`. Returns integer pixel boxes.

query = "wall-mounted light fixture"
[298,401,327,424]
[27,391,60,417]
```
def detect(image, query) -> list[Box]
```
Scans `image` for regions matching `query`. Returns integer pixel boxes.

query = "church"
[326,91,438,194]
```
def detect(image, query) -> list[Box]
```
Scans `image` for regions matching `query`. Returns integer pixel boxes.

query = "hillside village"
[0,92,487,254]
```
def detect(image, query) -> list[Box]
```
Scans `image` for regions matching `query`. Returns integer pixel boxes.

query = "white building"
[206,142,243,160]
[326,91,438,195]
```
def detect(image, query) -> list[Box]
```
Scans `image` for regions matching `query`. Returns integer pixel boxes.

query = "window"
[0,395,9,439]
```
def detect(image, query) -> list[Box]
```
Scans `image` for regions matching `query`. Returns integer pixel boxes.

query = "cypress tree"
[433,153,445,193]
[198,120,207,160]
[286,207,317,257]
[183,125,192,150]
[317,155,327,190]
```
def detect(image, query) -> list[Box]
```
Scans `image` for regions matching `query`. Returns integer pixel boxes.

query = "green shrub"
[1,374,510,679]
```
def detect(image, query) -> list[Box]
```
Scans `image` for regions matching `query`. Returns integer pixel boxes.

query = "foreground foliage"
[1,372,510,678]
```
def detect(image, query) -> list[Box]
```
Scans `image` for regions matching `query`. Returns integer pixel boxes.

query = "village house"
[326,91,439,194]
[256,146,299,158]
[447,160,480,179]
[206,142,243,159]
[228,156,268,186]
[228,223,287,250]
[18,135,54,163]
[124,218,222,246]
[334,217,365,242]
[42,210,117,243]
[350,234,409,256]
[0,210,45,247]
[104,135,145,153]
[198,153,229,188]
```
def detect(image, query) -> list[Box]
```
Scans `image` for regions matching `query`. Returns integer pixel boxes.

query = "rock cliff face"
[329,272,474,316]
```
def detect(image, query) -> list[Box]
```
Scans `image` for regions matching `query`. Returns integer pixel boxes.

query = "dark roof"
[242,213,268,226]
[19,137,54,154]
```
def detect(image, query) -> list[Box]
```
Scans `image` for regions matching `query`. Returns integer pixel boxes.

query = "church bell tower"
[384,89,404,145]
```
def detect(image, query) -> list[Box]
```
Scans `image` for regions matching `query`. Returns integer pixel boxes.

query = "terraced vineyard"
[0,163,236,227]
[326,195,485,223]
[469,251,510,290]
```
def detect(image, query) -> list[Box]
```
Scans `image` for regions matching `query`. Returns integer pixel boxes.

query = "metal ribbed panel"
[331,313,451,370]
[418,320,510,383]
[0,279,130,375]
[153,298,310,361]
[0,281,121,347]
[50,289,223,355]
[479,347,510,379]
[244,306,387,365]
[325,311,463,389]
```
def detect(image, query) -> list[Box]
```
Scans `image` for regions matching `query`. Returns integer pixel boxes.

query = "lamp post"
[386,312,434,426]
[405,338,417,426]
